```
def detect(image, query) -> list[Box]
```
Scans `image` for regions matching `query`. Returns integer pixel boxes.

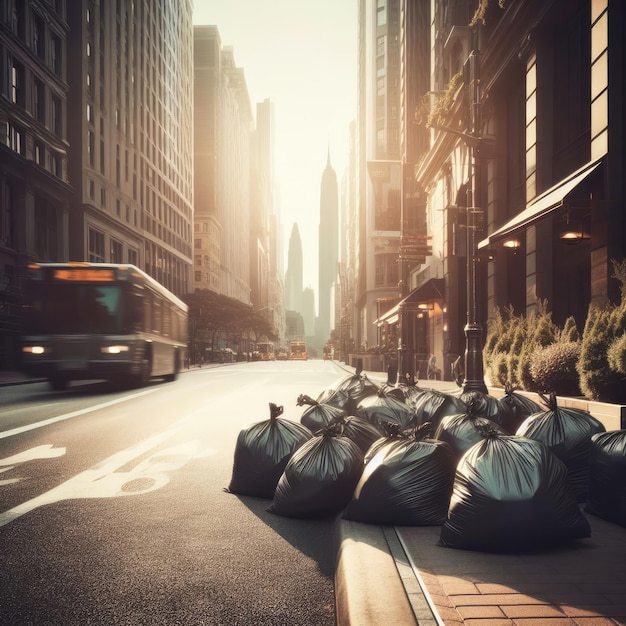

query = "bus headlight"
[101,345,130,354]
[22,346,46,355]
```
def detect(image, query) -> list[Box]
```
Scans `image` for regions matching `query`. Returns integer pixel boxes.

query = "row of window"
[0,2,63,77]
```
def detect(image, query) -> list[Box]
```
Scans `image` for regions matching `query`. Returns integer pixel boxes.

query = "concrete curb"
[335,520,418,626]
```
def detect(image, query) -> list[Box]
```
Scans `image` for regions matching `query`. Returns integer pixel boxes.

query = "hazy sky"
[192,1,358,295]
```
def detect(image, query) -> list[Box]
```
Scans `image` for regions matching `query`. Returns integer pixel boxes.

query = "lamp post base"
[462,322,488,394]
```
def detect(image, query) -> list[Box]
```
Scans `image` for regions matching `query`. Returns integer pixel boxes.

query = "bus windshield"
[24,284,130,334]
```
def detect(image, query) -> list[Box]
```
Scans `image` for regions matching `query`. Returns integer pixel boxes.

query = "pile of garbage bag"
[225,369,612,553]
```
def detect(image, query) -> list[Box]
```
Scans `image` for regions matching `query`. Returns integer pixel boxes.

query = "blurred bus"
[20,262,188,390]
[289,340,307,360]
[256,341,275,361]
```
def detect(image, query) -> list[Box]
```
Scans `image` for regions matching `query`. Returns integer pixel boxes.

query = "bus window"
[152,296,162,335]
[163,301,171,337]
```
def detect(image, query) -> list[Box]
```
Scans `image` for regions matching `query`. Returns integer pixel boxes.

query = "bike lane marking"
[0,405,217,528]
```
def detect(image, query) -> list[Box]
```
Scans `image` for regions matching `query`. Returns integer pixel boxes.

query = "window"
[34,142,44,165]
[34,197,58,261]
[33,15,45,59]
[376,0,386,26]
[51,152,62,177]
[88,130,94,166]
[88,227,105,262]
[110,239,123,263]
[10,60,25,106]
[128,248,138,265]
[50,34,61,77]
[34,78,45,122]
[6,123,23,155]
[0,180,15,248]
[51,94,62,135]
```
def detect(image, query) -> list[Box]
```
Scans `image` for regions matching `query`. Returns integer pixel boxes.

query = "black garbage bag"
[414,389,466,430]
[343,425,456,526]
[356,388,415,430]
[378,381,408,403]
[458,391,512,433]
[440,428,591,552]
[435,394,507,459]
[297,394,346,433]
[516,392,606,502]
[315,386,352,412]
[327,365,380,413]
[586,430,626,526]
[227,403,313,498]
[364,422,407,464]
[267,426,364,518]
[389,380,427,411]
[496,383,542,433]
[335,414,383,454]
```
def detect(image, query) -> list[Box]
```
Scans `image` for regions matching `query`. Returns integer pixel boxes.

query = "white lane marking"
[0,387,161,440]
[0,444,66,465]
[0,466,21,486]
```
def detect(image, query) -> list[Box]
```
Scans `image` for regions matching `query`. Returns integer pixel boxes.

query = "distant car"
[276,351,288,361]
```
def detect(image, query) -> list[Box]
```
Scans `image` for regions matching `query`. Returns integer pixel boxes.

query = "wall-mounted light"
[559,228,591,244]
[502,239,521,250]
[559,214,591,245]
[417,302,434,311]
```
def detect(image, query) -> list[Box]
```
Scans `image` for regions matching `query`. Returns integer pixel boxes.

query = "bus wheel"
[49,377,68,391]
[128,357,150,388]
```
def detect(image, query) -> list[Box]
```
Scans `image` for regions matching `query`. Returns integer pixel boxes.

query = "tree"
[183,289,277,362]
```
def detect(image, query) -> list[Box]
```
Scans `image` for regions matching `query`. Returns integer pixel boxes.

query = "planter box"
[487,386,626,431]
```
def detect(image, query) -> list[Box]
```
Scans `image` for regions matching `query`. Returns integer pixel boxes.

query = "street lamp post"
[462,50,488,394]
[429,50,489,393]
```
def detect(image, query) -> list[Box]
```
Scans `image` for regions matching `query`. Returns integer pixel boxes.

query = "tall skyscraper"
[284,223,303,313]
[317,150,339,348]
[194,27,252,303]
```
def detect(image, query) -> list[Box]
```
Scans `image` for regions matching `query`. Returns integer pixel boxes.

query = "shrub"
[529,341,582,396]
[578,305,626,403]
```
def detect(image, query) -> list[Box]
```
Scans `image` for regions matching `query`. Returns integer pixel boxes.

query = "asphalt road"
[0,360,348,626]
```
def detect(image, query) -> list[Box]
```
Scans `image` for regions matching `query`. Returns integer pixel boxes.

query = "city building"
[66,1,194,296]
[316,150,339,350]
[284,222,303,313]
[0,0,71,369]
[366,0,626,383]
[355,0,404,356]
[194,26,251,303]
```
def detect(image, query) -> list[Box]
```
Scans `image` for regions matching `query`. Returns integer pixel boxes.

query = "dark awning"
[478,159,602,249]
[374,278,445,326]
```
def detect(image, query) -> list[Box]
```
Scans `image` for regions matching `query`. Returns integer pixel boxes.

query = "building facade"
[194,26,251,303]
[0,0,194,370]
[66,1,194,296]
[0,0,71,369]
[355,0,404,352]
[402,0,625,382]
